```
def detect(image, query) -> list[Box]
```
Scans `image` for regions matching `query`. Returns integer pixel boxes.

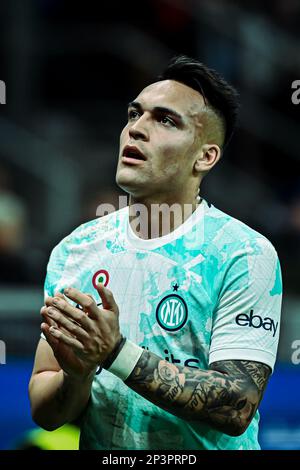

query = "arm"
[29,339,94,431]
[125,351,270,436]
[29,287,122,431]
[38,285,271,436]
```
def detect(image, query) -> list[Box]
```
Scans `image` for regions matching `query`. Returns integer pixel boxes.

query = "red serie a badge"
[92,269,110,288]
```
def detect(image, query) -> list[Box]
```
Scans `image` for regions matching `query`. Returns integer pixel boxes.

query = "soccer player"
[29,56,282,450]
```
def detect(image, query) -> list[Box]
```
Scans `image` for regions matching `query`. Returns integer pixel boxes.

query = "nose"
[128,115,148,141]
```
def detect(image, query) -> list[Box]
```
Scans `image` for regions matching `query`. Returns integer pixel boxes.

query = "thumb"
[96,283,118,313]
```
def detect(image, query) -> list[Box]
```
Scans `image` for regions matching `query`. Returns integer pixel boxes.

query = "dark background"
[0,0,299,450]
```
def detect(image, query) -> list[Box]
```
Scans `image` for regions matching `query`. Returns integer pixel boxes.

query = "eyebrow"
[128,101,184,125]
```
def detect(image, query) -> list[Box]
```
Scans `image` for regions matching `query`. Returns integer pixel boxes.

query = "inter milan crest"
[156,294,188,331]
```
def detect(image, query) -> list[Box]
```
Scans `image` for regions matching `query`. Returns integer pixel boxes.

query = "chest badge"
[156,294,188,331]
[92,269,110,288]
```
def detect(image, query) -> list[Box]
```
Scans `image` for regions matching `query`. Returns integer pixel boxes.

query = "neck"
[128,193,201,240]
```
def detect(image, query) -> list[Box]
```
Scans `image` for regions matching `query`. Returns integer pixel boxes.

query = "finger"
[41,306,58,328]
[77,294,96,318]
[96,283,118,313]
[49,326,85,352]
[41,322,59,349]
[46,307,90,342]
[45,296,64,308]
[42,306,77,337]
[43,312,76,339]
[54,291,66,299]
[45,292,67,307]
[45,296,54,307]
[86,293,95,302]
[51,296,93,330]
[44,294,89,334]
[63,287,99,320]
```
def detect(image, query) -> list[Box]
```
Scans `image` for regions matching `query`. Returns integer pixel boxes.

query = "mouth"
[121,146,147,165]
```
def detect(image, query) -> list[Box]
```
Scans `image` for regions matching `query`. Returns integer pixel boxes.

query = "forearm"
[125,350,265,436]
[29,369,93,431]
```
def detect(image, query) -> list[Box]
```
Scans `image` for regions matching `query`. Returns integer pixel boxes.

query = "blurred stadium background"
[0,0,300,450]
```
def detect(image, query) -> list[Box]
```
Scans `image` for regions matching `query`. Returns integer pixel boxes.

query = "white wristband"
[108,339,144,381]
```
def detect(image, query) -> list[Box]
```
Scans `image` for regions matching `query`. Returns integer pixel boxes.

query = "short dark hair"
[156,55,240,149]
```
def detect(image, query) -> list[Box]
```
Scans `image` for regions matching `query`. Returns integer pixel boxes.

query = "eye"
[128,109,140,120]
[160,116,176,127]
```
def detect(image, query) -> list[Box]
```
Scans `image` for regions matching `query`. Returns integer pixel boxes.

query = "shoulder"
[51,206,128,256]
[204,200,279,258]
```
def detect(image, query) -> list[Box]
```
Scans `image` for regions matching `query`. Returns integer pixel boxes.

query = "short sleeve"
[41,238,70,340]
[44,238,70,300]
[209,237,282,372]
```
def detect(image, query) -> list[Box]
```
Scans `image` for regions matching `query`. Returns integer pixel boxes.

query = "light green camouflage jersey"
[44,199,282,450]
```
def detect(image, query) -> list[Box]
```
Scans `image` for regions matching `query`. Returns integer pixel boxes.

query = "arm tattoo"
[125,351,271,436]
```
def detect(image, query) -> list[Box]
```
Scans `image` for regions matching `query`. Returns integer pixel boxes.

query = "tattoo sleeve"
[125,352,271,436]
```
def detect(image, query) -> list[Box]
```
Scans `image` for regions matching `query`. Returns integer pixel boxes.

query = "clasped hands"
[40,284,122,379]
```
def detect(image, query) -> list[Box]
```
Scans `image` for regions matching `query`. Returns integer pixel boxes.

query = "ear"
[194,144,221,174]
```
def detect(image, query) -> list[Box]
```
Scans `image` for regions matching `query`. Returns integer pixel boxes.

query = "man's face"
[116,80,205,201]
